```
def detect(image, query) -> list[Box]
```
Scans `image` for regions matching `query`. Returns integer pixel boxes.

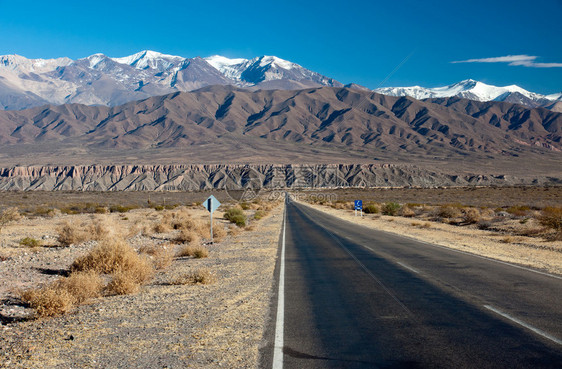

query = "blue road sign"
[203,195,221,214]
[354,200,363,210]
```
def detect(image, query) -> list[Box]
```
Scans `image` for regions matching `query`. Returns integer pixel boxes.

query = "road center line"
[484,305,562,346]
[272,204,287,369]
[397,261,420,274]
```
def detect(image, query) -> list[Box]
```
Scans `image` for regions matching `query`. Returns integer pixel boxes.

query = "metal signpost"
[354,200,363,217]
[203,195,221,243]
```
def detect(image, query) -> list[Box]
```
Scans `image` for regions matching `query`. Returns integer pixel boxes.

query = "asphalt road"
[261,200,562,368]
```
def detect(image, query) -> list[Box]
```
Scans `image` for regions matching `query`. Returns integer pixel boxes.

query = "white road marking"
[272,204,287,369]
[397,261,420,274]
[484,305,562,346]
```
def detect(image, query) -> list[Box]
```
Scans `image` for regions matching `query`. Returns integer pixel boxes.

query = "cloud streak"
[452,55,562,68]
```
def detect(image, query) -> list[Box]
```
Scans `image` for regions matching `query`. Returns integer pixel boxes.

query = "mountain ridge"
[1,51,560,111]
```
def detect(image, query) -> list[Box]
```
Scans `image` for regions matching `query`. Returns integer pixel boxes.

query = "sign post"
[354,200,363,217]
[203,195,221,243]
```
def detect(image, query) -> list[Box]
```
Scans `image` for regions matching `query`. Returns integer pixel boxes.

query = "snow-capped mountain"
[0,50,341,110]
[375,79,561,111]
[1,51,560,112]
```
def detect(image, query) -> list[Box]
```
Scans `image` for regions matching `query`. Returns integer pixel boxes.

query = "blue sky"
[1,0,561,94]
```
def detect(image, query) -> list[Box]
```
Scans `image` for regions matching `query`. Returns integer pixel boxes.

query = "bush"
[363,203,379,214]
[176,245,208,258]
[539,207,562,231]
[224,207,247,227]
[105,270,140,295]
[0,207,21,233]
[169,268,216,285]
[463,208,481,224]
[539,207,562,240]
[53,271,103,304]
[19,237,41,248]
[381,202,401,216]
[253,210,266,220]
[437,205,462,219]
[398,205,415,217]
[71,238,154,284]
[20,286,74,317]
[109,205,137,213]
[176,229,201,244]
[57,221,89,246]
[139,244,174,270]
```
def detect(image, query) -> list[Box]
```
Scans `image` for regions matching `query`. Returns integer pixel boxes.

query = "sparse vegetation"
[381,202,401,216]
[363,203,379,214]
[20,286,74,317]
[0,207,21,233]
[169,268,216,285]
[139,244,174,270]
[224,207,247,227]
[539,206,562,240]
[19,237,41,248]
[176,244,209,259]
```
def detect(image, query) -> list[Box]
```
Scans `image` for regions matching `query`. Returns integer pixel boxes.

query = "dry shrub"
[53,271,103,304]
[421,222,431,229]
[86,219,113,240]
[153,222,172,233]
[437,205,462,219]
[20,286,74,317]
[57,221,89,246]
[0,207,21,233]
[105,270,140,295]
[539,207,562,232]
[71,238,154,284]
[176,228,201,244]
[212,221,227,241]
[176,244,208,258]
[363,203,380,214]
[399,206,415,218]
[463,208,481,224]
[500,236,514,244]
[139,244,174,270]
[169,268,216,285]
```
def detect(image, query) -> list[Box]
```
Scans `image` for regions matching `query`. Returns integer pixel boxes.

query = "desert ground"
[0,195,282,368]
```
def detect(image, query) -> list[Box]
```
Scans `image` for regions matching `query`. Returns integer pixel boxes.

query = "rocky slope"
[1,164,559,191]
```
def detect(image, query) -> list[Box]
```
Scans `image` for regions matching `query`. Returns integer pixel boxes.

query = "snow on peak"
[205,55,248,68]
[0,54,72,73]
[257,55,296,70]
[111,50,184,70]
[375,79,544,102]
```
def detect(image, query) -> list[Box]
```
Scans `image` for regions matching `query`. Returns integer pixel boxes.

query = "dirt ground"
[301,201,562,275]
[0,204,283,368]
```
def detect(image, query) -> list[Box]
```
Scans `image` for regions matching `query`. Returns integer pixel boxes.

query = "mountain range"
[0,86,560,179]
[1,50,560,111]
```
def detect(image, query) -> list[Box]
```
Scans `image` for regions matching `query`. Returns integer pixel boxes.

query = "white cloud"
[452,55,562,68]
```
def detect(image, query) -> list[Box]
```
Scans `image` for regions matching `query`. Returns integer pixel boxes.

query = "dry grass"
[399,205,415,218]
[176,228,201,244]
[57,221,90,246]
[0,207,21,233]
[169,268,216,285]
[176,244,209,259]
[20,286,74,317]
[53,271,103,304]
[463,208,481,224]
[70,238,154,284]
[139,244,174,270]
[105,269,141,295]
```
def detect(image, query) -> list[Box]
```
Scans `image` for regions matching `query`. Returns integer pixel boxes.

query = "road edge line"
[484,305,562,346]
[272,202,286,369]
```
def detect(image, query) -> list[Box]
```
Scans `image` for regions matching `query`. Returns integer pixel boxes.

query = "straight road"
[262,199,562,368]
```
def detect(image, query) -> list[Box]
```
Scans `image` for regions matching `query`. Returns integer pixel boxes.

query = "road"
[261,199,562,368]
